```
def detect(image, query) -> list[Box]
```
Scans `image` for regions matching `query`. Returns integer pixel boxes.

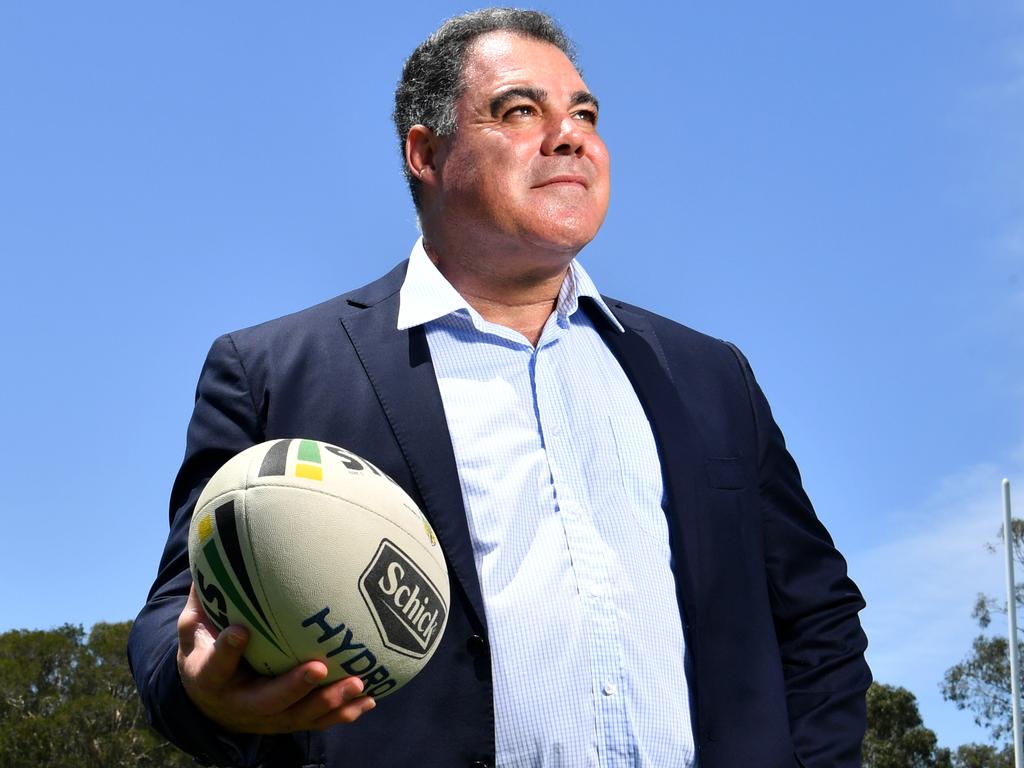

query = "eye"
[573,108,598,125]
[504,104,538,119]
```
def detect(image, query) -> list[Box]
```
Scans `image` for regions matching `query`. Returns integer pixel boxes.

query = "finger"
[245,660,331,718]
[309,694,376,730]
[198,625,249,689]
[282,675,364,725]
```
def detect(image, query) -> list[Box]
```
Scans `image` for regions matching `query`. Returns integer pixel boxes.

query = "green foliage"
[942,517,1024,745]
[943,635,1017,742]
[864,682,947,767]
[0,621,192,768]
[950,742,1015,768]
[863,683,1014,767]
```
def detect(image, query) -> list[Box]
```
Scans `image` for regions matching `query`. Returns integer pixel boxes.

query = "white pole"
[1004,478,1022,768]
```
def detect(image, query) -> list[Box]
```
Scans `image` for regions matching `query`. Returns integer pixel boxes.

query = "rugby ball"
[187,438,449,698]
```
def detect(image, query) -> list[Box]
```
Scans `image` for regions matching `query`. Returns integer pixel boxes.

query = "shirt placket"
[532,336,635,767]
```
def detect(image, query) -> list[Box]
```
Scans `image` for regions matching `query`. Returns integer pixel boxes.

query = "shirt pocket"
[607,413,671,542]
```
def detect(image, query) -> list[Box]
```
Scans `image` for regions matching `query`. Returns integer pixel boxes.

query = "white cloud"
[849,452,1024,748]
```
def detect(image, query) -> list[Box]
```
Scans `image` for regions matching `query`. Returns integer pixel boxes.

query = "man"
[129,9,871,768]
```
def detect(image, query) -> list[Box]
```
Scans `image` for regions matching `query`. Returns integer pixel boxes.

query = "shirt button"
[602,682,617,696]
[589,583,604,597]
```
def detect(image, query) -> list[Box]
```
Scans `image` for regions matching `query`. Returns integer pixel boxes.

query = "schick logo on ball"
[359,540,446,658]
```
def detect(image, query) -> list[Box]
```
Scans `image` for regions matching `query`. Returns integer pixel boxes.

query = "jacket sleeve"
[729,343,872,767]
[127,333,268,767]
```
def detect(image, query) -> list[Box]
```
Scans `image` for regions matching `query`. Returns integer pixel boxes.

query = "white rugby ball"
[187,438,449,698]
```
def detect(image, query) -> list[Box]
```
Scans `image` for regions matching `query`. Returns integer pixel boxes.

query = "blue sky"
[1,0,1022,752]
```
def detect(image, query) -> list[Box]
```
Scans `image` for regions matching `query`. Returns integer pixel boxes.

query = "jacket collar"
[339,275,489,630]
[338,270,704,639]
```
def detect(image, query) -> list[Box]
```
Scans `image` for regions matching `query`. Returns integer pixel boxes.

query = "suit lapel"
[587,299,705,634]
[340,289,488,630]
[337,275,706,643]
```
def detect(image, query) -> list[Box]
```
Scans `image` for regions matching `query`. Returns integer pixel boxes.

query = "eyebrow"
[569,90,599,113]
[488,86,600,117]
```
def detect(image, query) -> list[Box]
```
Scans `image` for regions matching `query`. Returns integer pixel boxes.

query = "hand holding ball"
[187,439,449,698]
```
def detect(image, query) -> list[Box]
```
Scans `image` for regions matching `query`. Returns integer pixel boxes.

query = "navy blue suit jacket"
[129,262,870,767]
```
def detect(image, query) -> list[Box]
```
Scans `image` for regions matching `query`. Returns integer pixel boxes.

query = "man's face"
[430,31,611,255]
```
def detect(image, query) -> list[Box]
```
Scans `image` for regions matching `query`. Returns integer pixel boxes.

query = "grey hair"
[393,8,577,211]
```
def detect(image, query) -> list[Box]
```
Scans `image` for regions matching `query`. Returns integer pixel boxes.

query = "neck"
[422,235,575,347]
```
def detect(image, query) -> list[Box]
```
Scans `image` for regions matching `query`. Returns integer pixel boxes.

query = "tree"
[950,742,1015,768]
[864,682,949,767]
[0,621,192,768]
[864,681,1018,768]
[942,517,1024,745]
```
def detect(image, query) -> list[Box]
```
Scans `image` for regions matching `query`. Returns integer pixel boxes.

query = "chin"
[548,219,603,250]
[518,208,604,252]
[524,227,599,254]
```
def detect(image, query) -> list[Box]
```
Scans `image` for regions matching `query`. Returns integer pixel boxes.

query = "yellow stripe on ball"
[198,514,214,543]
[295,463,323,481]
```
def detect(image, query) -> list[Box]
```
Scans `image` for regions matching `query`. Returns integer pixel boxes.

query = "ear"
[405,124,441,187]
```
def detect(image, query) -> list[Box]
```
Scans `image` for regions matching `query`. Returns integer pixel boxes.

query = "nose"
[541,113,586,157]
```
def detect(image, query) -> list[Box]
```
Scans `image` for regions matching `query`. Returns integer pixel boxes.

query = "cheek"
[455,142,523,200]
[589,139,611,187]
[442,150,477,195]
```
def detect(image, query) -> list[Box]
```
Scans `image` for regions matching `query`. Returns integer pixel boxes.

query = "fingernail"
[225,631,242,648]
[363,698,376,711]
[303,669,321,685]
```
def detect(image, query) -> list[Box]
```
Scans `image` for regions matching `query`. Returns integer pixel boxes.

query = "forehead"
[460,31,586,101]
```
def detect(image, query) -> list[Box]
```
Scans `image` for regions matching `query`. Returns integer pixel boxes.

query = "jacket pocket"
[705,456,746,490]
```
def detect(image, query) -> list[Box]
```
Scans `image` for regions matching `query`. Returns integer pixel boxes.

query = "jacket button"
[469,762,491,768]
[466,634,487,657]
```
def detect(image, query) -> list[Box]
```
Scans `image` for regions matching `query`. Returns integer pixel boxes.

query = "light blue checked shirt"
[398,239,697,768]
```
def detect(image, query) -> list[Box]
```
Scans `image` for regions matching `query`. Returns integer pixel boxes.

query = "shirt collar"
[396,238,471,331]
[397,237,624,333]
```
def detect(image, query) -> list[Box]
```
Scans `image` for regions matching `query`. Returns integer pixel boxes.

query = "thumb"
[201,625,250,689]
[177,583,214,655]
[178,584,249,688]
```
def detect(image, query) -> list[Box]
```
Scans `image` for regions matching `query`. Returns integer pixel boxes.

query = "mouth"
[533,175,589,189]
